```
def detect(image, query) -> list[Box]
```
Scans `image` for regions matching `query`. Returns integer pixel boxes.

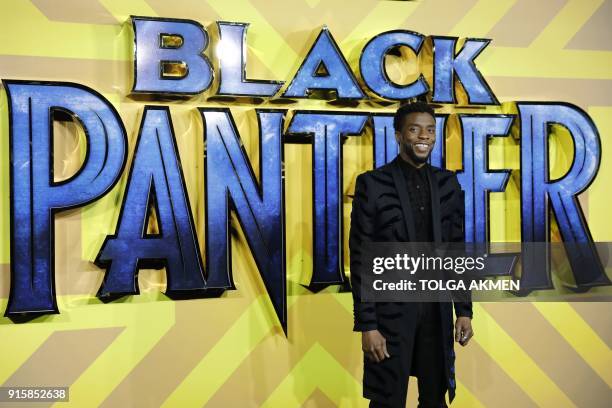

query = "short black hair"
[393,102,435,133]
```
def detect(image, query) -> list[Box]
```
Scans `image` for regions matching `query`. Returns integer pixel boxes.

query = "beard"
[401,143,430,164]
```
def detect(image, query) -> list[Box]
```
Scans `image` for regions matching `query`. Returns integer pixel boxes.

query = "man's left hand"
[455,316,473,346]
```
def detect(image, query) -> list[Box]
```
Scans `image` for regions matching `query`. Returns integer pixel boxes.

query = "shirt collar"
[397,155,429,173]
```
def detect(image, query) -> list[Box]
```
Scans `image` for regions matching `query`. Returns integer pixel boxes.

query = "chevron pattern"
[0,0,611,406]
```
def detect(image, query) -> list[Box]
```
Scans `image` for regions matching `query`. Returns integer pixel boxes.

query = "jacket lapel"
[426,165,442,243]
[390,157,417,241]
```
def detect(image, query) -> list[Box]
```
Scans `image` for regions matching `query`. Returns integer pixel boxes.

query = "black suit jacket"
[349,155,472,403]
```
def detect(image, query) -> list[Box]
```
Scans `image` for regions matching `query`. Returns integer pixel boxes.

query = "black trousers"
[368,302,448,408]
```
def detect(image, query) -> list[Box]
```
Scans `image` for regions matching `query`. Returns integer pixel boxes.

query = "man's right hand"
[362,330,390,363]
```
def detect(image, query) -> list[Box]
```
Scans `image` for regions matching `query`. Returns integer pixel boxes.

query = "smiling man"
[349,102,473,407]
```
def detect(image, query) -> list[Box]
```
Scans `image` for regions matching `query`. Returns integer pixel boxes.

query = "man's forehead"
[404,112,436,126]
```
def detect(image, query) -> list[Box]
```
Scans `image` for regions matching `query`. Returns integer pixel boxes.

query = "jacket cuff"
[353,321,378,332]
[454,304,473,319]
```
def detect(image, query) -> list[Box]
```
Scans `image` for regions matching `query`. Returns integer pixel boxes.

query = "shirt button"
[416,185,420,189]
[420,206,424,211]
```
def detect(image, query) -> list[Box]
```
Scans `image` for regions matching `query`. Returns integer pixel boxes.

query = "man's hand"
[362,330,390,363]
[455,316,473,346]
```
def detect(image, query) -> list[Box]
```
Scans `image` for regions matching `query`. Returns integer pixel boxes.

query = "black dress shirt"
[398,157,433,242]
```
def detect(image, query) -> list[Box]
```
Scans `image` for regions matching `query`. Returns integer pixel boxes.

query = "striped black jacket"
[349,155,472,403]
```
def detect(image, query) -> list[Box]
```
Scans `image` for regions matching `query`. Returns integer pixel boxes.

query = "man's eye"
[409,127,418,132]
[428,128,435,134]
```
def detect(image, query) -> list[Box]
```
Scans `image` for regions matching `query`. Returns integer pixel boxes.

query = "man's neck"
[399,151,426,169]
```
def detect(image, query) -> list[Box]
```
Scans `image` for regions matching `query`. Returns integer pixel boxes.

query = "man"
[349,102,473,407]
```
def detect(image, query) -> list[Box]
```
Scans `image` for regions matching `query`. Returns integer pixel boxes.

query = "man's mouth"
[413,143,430,154]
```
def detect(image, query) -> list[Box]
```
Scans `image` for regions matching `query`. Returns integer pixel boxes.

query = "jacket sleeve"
[449,173,473,319]
[349,173,379,332]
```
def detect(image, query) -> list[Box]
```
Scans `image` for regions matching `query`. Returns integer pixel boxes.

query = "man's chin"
[410,152,430,164]
[402,147,431,164]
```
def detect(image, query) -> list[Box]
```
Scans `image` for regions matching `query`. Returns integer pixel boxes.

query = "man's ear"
[394,130,401,144]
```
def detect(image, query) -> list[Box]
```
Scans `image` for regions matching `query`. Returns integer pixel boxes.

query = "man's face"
[395,112,436,164]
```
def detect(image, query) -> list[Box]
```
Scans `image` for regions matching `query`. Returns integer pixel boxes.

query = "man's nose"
[417,130,430,140]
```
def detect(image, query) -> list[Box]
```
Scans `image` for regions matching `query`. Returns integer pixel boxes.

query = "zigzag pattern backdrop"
[0,0,611,406]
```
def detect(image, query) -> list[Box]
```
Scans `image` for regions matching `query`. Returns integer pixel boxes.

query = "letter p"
[4,81,127,317]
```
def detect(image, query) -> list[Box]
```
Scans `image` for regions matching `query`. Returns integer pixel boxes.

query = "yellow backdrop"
[0,0,611,407]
